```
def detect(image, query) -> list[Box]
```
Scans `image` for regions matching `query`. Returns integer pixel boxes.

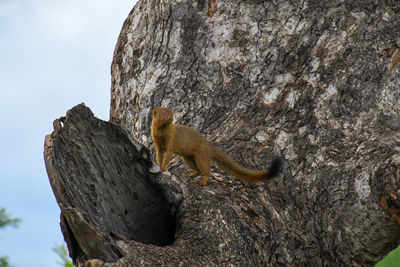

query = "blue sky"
[0,0,137,266]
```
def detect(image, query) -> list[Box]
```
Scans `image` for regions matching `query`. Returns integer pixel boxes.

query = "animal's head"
[152,107,173,127]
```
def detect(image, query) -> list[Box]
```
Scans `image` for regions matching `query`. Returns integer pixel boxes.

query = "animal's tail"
[211,148,282,182]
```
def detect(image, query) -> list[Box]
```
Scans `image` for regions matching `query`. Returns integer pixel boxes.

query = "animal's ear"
[153,107,159,116]
[166,108,173,120]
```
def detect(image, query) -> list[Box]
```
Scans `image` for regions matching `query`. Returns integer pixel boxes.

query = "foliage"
[53,243,74,267]
[0,209,20,229]
[0,256,12,267]
[376,246,400,267]
[0,208,20,267]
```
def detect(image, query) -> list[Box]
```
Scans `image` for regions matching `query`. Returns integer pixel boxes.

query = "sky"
[0,0,137,266]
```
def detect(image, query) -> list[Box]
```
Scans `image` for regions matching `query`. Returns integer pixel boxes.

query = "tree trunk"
[45,0,400,266]
[44,104,180,262]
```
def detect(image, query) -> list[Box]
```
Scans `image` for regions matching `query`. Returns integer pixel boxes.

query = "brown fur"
[151,107,281,186]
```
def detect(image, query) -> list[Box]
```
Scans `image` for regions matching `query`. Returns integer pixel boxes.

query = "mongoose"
[151,107,282,186]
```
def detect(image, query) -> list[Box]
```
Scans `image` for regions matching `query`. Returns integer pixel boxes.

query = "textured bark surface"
[105,0,400,266]
[44,104,179,263]
[44,0,400,266]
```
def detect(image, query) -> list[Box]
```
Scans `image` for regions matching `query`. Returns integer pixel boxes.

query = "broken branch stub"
[44,104,177,262]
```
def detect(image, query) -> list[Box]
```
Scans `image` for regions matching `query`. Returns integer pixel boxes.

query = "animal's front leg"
[155,146,163,167]
[161,151,173,171]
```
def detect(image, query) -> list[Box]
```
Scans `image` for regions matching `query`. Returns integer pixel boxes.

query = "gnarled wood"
[109,0,400,265]
[45,0,400,266]
[44,104,179,264]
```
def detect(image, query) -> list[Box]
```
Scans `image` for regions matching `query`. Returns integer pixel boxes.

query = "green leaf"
[53,243,73,267]
[376,246,400,267]
[0,208,21,229]
[0,256,11,267]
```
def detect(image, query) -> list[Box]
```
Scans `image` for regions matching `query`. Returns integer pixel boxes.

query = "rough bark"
[44,104,180,263]
[44,0,400,266]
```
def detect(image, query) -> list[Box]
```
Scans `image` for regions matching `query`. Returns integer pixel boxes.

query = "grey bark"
[44,104,179,262]
[44,0,400,266]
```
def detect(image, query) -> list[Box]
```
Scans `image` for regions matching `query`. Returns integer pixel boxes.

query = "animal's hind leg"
[181,156,201,177]
[194,156,211,186]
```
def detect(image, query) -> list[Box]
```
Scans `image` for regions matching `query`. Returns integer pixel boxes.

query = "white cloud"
[0,0,135,44]
[35,0,135,43]
[37,2,90,43]
[0,1,14,18]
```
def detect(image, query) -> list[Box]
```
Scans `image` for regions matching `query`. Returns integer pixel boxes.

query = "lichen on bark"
[109,0,400,265]
[45,0,400,266]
